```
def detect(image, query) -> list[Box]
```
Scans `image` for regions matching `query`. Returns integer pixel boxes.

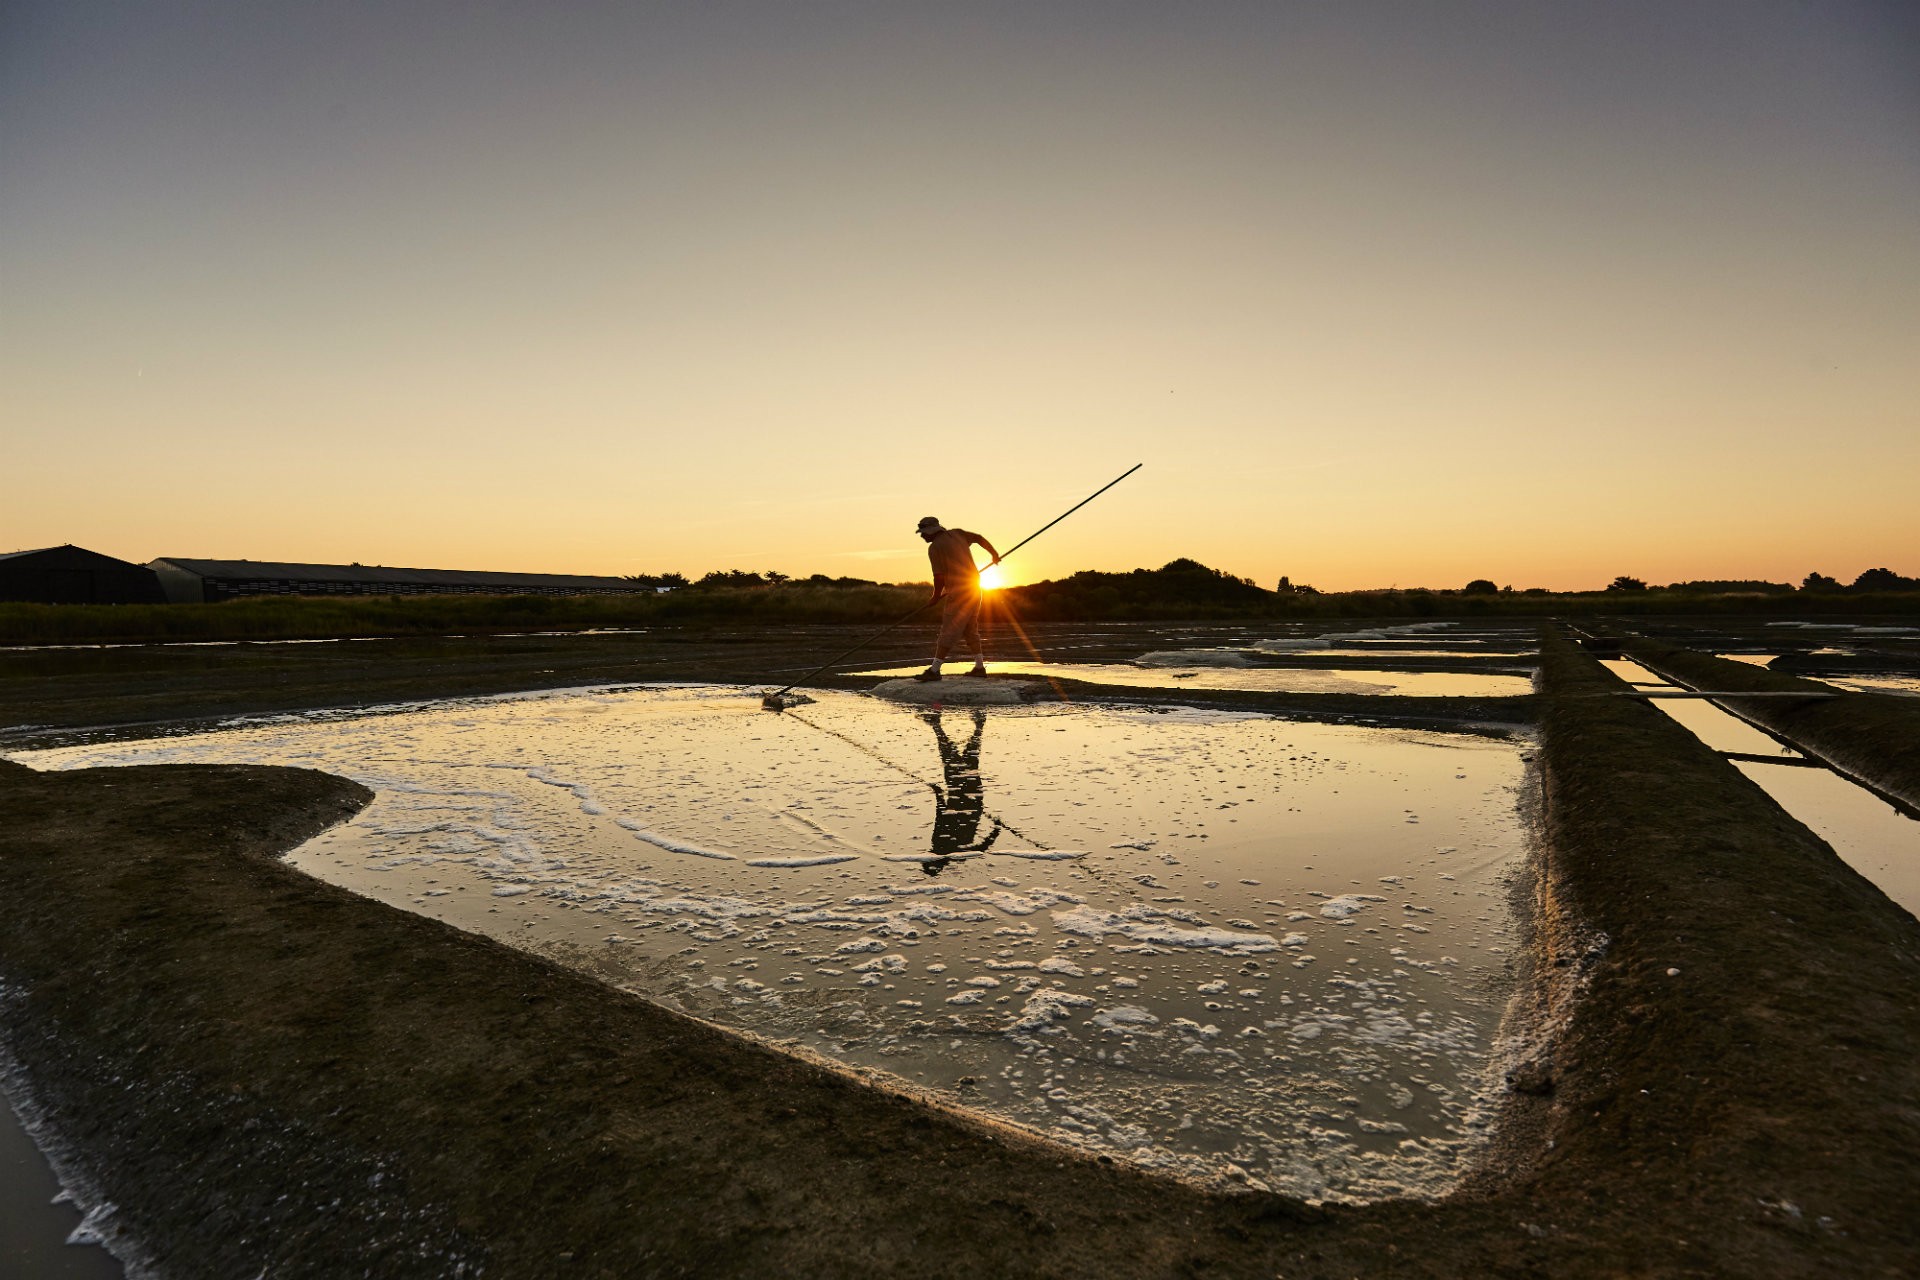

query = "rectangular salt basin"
[857,662,1536,698]
[1602,659,1920,917]
[1729,760,1920,918]
[20,686,1532,1204]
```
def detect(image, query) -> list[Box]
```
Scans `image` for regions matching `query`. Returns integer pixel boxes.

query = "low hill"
[1003,559,1274,620]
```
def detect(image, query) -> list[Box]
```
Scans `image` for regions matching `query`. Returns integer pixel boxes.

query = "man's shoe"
[913,668,942,683]
[966,664,988,677]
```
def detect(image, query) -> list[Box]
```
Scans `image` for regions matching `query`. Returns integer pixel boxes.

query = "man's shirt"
[926,529,989,587]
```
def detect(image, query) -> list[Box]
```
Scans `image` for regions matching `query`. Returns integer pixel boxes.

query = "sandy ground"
[2,625,1918,1275]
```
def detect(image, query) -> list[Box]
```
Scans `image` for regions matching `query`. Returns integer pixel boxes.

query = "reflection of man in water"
[913,516,1001,682]
[920,709,1002,876]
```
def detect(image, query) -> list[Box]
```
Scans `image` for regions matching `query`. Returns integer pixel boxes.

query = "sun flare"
[977,563,1006,591]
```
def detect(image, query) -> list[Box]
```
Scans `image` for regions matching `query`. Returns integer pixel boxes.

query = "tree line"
[1602,568,1918,594]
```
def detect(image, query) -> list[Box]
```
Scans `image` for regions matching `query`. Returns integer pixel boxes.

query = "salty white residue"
[1135,649,1254,668]
[613,818,736,861]
[1252,622,1459,653]
[1318,894,1387,919]
[1090,1005,1159,1031]
[963,888,1083,917]
[746,855,859,868]
[1052,904,1279,953]
[1007,988,1097,1034]
[524,767,607,815]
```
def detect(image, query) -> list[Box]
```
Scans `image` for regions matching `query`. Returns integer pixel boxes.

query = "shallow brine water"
[0,1088,121,1279]
[856,662,1534,698]
[1824,675,1920,697]
[21,686,1530,1203]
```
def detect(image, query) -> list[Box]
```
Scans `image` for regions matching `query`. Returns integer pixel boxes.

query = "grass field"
[4,573,1917,645]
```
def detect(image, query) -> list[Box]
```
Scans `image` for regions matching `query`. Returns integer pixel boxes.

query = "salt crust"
[866,677,1030,706]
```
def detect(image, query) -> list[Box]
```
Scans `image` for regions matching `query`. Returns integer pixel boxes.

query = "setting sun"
[977,563,1006,591]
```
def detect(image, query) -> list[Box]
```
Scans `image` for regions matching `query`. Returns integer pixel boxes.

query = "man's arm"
[968,532,1001,565]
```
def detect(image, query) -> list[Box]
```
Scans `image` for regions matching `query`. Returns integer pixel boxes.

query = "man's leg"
[964,589,987,675]
[918,637,945,681]
[918,594,968,681]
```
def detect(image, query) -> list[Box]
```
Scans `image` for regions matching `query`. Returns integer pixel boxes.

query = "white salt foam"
[613,818,735,860]
[745,856,859,868]
[1053,905,1279,953]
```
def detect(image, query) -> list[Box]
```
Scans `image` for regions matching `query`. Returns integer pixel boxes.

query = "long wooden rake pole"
[760,463,1142,709]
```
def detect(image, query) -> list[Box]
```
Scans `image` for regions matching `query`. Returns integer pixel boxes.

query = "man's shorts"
[936,583,983,654]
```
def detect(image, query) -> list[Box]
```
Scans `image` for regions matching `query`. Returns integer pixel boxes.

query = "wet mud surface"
[4,623,1919,1275]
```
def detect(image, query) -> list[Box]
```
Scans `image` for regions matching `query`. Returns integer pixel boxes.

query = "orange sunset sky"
[4,2,1916,592]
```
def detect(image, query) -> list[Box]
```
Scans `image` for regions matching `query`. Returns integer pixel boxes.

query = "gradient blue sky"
[5,1,1915,589]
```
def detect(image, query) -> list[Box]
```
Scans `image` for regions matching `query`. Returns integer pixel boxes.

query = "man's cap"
[917,516,941,530]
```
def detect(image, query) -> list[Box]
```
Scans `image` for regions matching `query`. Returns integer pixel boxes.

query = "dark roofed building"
[0,545,167,604]
[150,558,657,603]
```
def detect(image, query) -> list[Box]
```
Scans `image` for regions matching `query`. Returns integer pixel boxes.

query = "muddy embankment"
[1620,637,1920,809]
[2,633,1918,1276]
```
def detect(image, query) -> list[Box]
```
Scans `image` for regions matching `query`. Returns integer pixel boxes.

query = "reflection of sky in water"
[857,661,1535,698]
[1273,648,1537,658]
[24,686,1530,1204]
[1717,653,1782,667]
[1730,761,1920,919]
[1822,674,1920,697]
[1602,660,1920,917]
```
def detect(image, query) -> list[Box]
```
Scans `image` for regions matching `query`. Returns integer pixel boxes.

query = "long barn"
[149,558,659,603]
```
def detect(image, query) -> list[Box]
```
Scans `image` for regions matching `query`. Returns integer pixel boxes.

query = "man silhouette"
[913,516,1000,682]
[918,709,1002,876]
